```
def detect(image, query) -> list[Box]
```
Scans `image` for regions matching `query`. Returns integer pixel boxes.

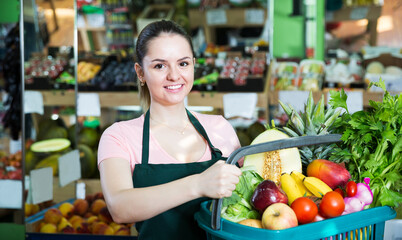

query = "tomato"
[346,181,357,197]
[291,197,318,224]
[334,188,344,198]
[319,191,345,218]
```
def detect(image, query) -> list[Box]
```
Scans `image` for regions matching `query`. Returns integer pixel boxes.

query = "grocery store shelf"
[188,8,267,43]
[40,90,269,108]
[326,5,382,21]
[77,26,106,31]
[268,89,386,107]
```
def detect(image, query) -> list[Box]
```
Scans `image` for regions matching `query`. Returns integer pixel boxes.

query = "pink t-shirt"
[97,112,241,173]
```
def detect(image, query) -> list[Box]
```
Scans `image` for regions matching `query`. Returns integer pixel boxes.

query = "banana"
[303,176,332,198]
[290,171,313,196]
[280,173,303,205]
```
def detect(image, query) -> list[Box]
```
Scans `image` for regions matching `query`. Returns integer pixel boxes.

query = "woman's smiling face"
[141,33,194,107]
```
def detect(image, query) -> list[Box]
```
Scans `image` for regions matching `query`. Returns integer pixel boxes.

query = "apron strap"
[141,110,151,165]
[186,109,222,158]
[186,109,223,159]
[141,109,223,165]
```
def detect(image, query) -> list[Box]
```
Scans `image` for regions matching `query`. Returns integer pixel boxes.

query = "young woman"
[98,20,242,239]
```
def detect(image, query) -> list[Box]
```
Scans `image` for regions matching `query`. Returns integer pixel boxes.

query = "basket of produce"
[195,81,401,240]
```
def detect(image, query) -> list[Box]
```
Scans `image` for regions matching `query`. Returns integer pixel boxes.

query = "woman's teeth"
[166,84,182,90]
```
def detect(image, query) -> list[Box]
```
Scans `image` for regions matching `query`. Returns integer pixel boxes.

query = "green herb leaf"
[329,89,348,113]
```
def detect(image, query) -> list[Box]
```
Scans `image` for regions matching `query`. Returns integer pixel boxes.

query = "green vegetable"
[221,165,263,222]
[329,79,402,208]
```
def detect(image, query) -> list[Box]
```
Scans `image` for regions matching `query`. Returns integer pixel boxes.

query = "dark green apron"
[132,109,226,240]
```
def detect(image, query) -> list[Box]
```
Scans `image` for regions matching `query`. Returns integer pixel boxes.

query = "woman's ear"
[193,58,196,65]
[135,63,143,79]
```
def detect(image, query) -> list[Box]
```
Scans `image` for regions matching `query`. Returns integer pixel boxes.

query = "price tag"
[77,93,101,117]
[58,150,81,187]
[345,91,363,114]
[245,9,265,24]
[24,91,44,115]
[9,139,21,154]
[0,180,23,209]
[278,91,310,113]
[30,167,53,205]
[223,93,257,119]
[206,9,227,25]
[350,7,369,20]
[76,182,86,200]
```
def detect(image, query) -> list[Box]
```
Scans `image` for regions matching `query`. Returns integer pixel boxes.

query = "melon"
[31,138,71,153]
[79,128,99,148]
[366,61,384,74]
[243,129,302,184]
[37,126,68,141]
[78,144,96,178]
[34,154,61,176]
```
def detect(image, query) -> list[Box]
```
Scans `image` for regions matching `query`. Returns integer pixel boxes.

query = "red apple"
[250,180,288,214]
[261,203,298,230]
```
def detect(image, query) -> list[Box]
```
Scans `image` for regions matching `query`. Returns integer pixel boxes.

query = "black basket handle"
[211,134,343,230]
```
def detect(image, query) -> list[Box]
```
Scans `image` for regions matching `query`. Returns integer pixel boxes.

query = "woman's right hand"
[195,160,242,199]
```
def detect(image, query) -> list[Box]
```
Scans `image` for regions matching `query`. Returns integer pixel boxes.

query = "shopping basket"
[194,134,397,240]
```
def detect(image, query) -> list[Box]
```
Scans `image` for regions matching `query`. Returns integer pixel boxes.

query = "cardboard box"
[136,4,175,33]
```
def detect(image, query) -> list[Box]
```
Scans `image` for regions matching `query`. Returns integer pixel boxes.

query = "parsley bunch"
[329,79,402,208]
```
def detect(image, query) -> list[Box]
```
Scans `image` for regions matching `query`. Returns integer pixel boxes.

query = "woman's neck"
[149,103,189,126]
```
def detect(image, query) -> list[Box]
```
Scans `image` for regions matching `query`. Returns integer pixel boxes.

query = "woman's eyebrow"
[177,57,191,61]
[151,58,166,62]
[151,56,191,63]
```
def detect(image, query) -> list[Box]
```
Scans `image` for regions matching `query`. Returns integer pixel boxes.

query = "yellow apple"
[261,203,298,230]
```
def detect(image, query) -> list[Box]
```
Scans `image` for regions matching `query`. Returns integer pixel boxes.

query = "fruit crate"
[25,199,138,240]
[194,134,397,240]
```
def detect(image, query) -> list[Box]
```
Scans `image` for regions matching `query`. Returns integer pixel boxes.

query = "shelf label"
[278,91,310,114]
[59,150,81,187]
[76,182,86,200]
[29,167,53,205]
[223,93,257,119]
[0,180,22,209]
[245,9,265,24]
[206,9,227,25]
[77,93,101,117]
[24,91,44,115]
[350,7,369,20]
[9,138,21,154]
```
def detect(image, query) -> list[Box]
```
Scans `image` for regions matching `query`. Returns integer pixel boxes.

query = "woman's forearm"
[99,158,202,223]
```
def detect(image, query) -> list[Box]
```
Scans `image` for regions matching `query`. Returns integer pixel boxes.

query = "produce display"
[77,61,102,83]
[271,62,298,90]
[298,60,325,91]
[364,61,402,92]
[220,56,266,86]
[26,117,99,179]
[30,193,132,236]
[217,82,400,233]
[79,60,137,91]
[0,150,22,180]
[25,54,69,84]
